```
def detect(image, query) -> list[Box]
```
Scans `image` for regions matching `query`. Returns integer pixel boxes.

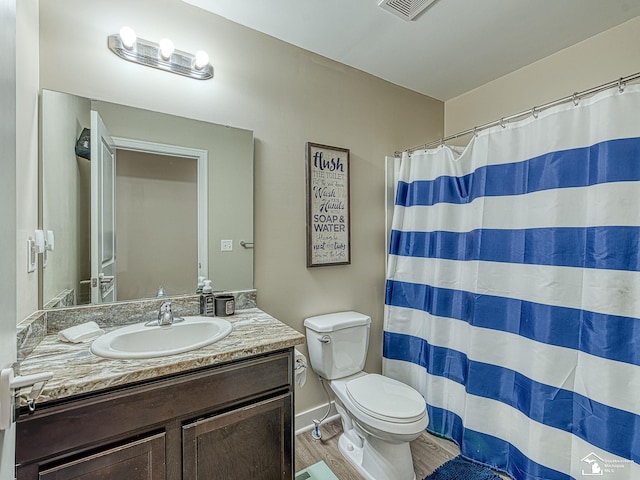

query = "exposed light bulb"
[194,50,209,70]
[159,38,174,60]
[119,26,137,50]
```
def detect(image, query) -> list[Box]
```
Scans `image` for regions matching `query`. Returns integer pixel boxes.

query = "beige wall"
[38,0,443,417]
[445,16,640,137]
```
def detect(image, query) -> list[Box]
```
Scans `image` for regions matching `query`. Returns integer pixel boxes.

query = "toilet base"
[337,432,417,480]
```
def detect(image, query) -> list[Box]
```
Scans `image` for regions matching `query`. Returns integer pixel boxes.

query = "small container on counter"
[214,294,235,317]
[200,280,215,316]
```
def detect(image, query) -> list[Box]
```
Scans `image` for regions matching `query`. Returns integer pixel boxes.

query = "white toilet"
[304,311,428,480]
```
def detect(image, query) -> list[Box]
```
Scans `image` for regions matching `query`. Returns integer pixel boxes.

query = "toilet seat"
[345,374,425,424]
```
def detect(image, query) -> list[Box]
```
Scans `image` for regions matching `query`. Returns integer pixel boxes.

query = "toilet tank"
[304,311,371,380]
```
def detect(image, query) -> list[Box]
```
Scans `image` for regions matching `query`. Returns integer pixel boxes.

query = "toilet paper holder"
[294,349,307,389]
[294,352,307,372]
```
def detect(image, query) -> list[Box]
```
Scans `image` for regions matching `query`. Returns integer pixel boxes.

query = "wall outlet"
[221,239,233,252]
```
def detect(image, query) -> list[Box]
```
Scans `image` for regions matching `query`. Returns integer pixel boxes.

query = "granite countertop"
[17,308,305,407]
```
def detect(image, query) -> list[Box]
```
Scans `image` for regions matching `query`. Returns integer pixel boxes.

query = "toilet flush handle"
[318,335,331,344]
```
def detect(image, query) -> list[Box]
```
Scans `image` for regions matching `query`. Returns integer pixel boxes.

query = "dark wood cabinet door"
[183,393,292,480]
[37,433,165,480]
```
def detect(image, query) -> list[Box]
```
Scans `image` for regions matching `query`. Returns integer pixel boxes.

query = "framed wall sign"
[306,142,351,267]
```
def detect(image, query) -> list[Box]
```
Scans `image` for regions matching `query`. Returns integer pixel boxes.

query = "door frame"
[0,0,17,477]
[112,137,209,279]
[90,111,117,304]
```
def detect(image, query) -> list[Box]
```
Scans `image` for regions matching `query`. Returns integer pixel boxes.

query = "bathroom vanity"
[15,306,305,480]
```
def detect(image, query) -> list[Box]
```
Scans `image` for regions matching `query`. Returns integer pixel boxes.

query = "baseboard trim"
[294,401,340,435]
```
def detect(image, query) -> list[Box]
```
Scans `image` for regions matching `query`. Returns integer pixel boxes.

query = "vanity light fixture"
[108,27,213,80]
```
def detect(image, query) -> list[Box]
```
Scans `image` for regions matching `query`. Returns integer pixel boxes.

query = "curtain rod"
[401,71,640,155]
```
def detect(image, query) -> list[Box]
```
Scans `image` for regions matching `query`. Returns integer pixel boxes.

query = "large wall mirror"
[40,89,254,309]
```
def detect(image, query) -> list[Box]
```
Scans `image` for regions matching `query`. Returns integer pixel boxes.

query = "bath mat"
[424,455,503,480]
[295,460,339,480]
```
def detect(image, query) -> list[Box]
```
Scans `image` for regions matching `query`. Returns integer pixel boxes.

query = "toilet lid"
[345,374,426,423]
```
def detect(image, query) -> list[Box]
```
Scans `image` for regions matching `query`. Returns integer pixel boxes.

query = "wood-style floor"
[295,418,510,480]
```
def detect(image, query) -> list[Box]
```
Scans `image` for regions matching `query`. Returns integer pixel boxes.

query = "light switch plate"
[221,239,233,251]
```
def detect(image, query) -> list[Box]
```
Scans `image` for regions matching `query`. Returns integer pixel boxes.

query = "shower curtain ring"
[531,107,538,119]
[500,118,506,128]
[473,127,478,137]
[618,77,625,93]
[572,93,579,106]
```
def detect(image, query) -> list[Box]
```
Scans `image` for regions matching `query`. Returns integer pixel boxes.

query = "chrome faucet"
[157,300,174,326]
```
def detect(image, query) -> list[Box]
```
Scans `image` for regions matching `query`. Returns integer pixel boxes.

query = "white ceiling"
[182,0,640,101]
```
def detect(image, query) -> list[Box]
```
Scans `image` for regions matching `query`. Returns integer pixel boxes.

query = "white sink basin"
[90,316,233,359]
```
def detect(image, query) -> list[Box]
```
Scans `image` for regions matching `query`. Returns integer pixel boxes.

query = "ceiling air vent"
[378,0,438,21]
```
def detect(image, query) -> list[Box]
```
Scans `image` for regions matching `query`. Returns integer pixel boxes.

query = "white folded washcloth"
[58,321,105,343]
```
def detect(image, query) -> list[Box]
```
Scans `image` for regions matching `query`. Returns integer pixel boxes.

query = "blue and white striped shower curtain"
[383,85,640,480]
